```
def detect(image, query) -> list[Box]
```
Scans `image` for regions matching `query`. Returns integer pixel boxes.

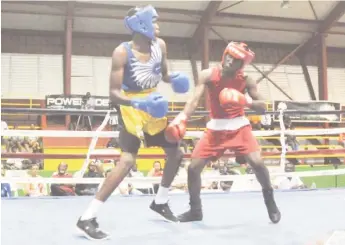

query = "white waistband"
[206,117,250,131]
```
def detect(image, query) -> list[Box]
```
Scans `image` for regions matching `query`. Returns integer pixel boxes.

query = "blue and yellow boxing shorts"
[119,88,168,138]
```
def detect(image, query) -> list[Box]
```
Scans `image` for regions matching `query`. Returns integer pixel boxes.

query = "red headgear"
[221,42,255,69]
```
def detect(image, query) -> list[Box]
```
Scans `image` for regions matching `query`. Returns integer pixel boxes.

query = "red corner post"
[64,2,73,129]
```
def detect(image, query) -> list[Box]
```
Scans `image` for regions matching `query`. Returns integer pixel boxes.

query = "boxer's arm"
[182,69,212,117]
[157,38,170,83]
[245,76,266,113]
[109,45,132,106]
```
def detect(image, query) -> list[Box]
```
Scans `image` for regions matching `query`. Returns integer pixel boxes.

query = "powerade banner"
[273,100,341,123]
[46,95,110,110]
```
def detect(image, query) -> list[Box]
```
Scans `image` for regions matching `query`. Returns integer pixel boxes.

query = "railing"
[1,98,43,128]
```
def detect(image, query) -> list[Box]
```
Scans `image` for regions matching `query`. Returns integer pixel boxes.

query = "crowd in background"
[1,121,44,171]
[3,114,342,198]
[1,156,307,198]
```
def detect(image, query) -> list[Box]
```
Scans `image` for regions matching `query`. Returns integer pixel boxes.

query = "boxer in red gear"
[166,42,281,224]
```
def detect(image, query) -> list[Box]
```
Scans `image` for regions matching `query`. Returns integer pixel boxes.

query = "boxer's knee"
[119,152,136,169]
[244,151,264,169]
[164,146,183,164]
[188,159,208,176]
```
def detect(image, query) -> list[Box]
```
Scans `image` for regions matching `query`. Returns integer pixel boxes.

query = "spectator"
[1,120,8,152]
[272,163,306,190]
[6,126,24,153]
[179,140,188,154]
[284,115,299,151]
[128,163,144,178]
[25,164,47,197]
[261,114,274,130]
[147,161,163,177]
[170,160,189,193]
[75,161,104,196]
[202,160,221,190]
[50,162,76,196]
[1,167,11,198]
[106,138,119,148]
[98,169,128,196]
[23,124,42,153]
[147,160,163,194]
[127,183,144,196]
[219,162,240,191]
[5,147,25,170]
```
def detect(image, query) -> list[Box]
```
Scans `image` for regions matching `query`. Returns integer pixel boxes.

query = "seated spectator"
[106,138,119,148]
[202,160,221,190]
[1,167,12,198]
[147,160,164,194]
[219,162,240,191]
[50,162,76,196]
[179,140,188,154]
[23,124,41,153]
[147,161,163,177]
[230,165,262,192]
[128,164,144,178]
[25,164,47,197]
[261,114,274,130]
[98,169,128,196]
[1,121,8,152]
[75,161,104,196]
[272,163,306,190]
[127,183,143,196]
[170,160,189,193]
[7,125,25,153]
[5,147,25,170]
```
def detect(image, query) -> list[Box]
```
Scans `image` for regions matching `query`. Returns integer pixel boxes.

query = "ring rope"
[1,109,345,186]
[2,149,345,159]
[2,169,345,185]
[278,109,287,171]
[2,107,345,116]
[76,110,111,178]
[2,128,345,138]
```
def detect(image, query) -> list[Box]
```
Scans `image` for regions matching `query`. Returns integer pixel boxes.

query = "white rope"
[2,128,345,138]
[2,168,345,184]
[278,109,287,171]
[76,110,111,178]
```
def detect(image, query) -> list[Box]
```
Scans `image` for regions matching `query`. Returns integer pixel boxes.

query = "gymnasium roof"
[2,1,345,48]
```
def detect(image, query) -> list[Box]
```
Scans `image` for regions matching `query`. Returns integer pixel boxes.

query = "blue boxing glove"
[131,92,168,118]
[169,72,190,94]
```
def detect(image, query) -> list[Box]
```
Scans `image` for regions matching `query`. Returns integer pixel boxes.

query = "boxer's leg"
[77,127,141,239]
[144,129,183,221]
[244,151,272,190]
[238,126,281,224]
[186,158,211,210]
[178,131,224,222]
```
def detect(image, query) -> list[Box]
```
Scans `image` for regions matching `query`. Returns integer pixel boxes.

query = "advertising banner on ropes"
[45,94,110,111]
[273,101,341,123]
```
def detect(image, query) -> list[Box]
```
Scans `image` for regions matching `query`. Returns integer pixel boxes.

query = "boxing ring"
[1,108,345,245]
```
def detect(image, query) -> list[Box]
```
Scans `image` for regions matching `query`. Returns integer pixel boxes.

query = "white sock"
[80,199,104,220]
[154,186,169,204]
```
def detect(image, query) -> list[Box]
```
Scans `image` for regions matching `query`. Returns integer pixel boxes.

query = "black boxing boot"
[263,188,281,224]
[177,203,203,222]
[76,217,110,240]
[150,200,178,222]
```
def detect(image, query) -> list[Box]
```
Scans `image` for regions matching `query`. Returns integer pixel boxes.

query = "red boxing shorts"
[191,125,259,159]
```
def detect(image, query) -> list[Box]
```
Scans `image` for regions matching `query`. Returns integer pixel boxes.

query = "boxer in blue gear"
[77,5,188,241]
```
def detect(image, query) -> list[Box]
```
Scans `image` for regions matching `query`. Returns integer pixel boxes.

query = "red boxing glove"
[219,88,252,108]
[164,112,187,143]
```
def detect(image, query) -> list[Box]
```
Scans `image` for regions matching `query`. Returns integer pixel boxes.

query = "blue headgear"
[124,5,158,40]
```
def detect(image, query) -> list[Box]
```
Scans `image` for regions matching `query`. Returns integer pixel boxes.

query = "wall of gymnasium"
[2,30,345,103]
